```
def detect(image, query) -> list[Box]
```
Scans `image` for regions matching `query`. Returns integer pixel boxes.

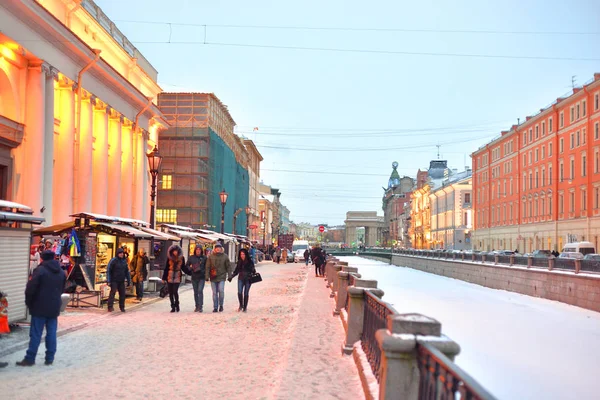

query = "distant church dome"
[388,161,400,188]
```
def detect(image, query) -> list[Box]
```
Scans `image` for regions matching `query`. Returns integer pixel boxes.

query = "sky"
[96,0,600,225]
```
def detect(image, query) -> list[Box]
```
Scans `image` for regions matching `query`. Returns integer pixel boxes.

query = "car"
[583,254,600,261]
[255,249,265,262]
[495,250,517,256]
[294,249,306,263]
[532,250,553,258]
[286,249,294,263]
[559,252,584,260]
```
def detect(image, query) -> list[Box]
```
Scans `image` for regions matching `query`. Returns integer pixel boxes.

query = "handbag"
[248,272,262,284]
[159,284,169,298]
[210,267,217,279]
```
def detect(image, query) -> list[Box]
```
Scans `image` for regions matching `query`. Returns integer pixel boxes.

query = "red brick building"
[472,73,600,253]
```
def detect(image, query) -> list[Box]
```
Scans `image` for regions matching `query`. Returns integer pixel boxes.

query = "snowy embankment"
[339,256,600,400]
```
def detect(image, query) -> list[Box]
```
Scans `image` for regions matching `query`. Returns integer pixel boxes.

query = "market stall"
[0,200,45,323]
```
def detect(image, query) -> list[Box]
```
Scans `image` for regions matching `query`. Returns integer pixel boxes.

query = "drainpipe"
[73,49,101,210]
[133,97,154,132]
[66,0,83,28]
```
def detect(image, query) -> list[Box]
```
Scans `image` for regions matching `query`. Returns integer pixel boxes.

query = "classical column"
[54,79,75,222]
[120,120,133,218]
[92,102,109,214]
[42,63,58,224]
[132,129,144,220]
[20,61,46,216]
[107,115,122,216]
[76,94,94,212]
[141,132,149,223]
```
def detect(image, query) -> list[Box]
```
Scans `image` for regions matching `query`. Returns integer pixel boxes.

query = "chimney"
[594,73,600,81]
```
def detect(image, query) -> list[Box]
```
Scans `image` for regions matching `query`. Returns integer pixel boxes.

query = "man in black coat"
[107,247,131,312]
[16,250,66,366]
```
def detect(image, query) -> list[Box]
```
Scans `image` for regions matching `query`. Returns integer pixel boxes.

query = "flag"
[69,229,81,257]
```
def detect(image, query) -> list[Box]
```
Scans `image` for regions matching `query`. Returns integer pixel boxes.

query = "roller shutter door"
[0,230,31,323]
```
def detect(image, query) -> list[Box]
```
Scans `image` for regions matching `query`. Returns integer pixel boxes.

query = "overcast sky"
[97,0,600,225]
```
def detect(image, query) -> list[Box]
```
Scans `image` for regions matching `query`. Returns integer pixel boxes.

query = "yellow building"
[0,0,168,224]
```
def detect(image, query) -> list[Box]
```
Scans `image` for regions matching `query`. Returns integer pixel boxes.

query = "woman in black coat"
[230,248,256,312]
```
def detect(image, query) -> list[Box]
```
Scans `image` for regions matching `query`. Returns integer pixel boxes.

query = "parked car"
[559,252,584,260]
[286,249,294,263]
[532,250,553,258]
[583,254,600,261]
[495,250,517,256]
[294,249,306,263]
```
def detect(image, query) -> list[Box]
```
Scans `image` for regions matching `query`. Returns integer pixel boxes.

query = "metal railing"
[417,342,497,400]
[554,258,576,271]
[362,290,395,382]
[581,260,600,273]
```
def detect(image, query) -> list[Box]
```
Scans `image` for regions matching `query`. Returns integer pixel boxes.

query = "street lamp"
[245,205,252,238]
[146,146,163,229]
[219,189,228,234]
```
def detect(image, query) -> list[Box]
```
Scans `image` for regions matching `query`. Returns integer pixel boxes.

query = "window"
[582,189,587,211]
[583,129,586,145]
[570,192,575,212]
[542,168,546,186]
[510,177,513,195]
[560,161,564,182]
[570,107,575,122]
[559,194,564,213]
[542,146,546,159]
[576,131,580,147]
[529,172,533,189]
[464,193,471,204]
[596,187,600,209]
[523,173,527,191]
[542,122,546,136]
[576,104,580,120]
[549,143,553,157]
[523,202,527,218]
[523,154,527,167]
[529,129,533,142]
[582,153,587,177]
[528,151,532,165]
[583,100,587,117]
[161,175,173,190]
[549,165,552,185]
[549,118,553,132]
[570,158,575,180]
[549,197,552,216]
[535,126,539,139]
[535,170,539,188]
[595,149,599,173]
[595,93,599,111]
[509,204,513,221]
[560,138,564,153]
[535,149,539,162]
[570,133,575,149]
[596,122,599,140]
[156,209,178,224]
[523,133,527,146]
[560,112,564,128]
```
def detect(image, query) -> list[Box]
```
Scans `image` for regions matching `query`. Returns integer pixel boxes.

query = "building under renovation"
[157,93,249,233]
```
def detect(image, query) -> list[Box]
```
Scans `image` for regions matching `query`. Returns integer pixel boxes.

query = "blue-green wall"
[208,128,249,234]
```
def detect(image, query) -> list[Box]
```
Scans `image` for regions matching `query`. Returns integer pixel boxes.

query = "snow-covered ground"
[340,256,600,400]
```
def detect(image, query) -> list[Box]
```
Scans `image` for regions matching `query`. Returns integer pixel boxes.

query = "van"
[561,241,595,256]
[292,240,309,263]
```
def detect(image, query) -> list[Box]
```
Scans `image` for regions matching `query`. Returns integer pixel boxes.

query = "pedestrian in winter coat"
[275,247,282,264]
[16,250,66,366]
[162,244,186,313]
[129,249,149,301]
[303,249,310,265]
[311,247,324,277]
[282,248,288,264]
[107,248,131,312]
[186,246,207,312]
[205,243,232,312]
[230,248,256,312]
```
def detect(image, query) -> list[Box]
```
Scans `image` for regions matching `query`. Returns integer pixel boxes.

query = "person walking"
[275,247,282,264]
[106,248,131,313]
[249,246,257,264]
[230,248,256,312]
[129,248,149,301]
[303,248,310,266]
[186,245,207,312]
[162,244,186,313]
[282,248,288,264]
[311,246,323,277]
[205,243,232,312]
[16,250,66,366]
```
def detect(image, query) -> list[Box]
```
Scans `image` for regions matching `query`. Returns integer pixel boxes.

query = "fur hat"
[41,250,56,261]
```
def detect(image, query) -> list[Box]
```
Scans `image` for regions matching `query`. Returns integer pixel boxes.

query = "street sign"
[319,226,325,233]
[248,224,258,229]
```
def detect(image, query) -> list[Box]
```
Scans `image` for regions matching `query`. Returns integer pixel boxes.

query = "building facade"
[243,139,263,241]
[429,173,473,250]
[472,74,600,253]
[156,93,249,233]
[382,162,414,246]
[0,0,166,225]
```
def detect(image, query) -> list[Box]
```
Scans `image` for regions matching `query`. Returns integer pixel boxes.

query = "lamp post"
[245,205,252,238]
[219,189,228,234]
[146,146,163,229]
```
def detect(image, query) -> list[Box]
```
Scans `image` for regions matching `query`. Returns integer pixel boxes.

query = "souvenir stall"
[33,213,165,307]
[0,200,44,323]
[198,229,238,261]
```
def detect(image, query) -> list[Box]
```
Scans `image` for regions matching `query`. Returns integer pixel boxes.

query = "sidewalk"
[0,261,364,399]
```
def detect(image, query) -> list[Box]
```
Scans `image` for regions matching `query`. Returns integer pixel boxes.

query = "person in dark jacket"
[162,244,186,313]
[16,250,66,366]
[205,243,232,312]
[311,246,324,277]
[230,248,256,312]
[186,246,206,312]
[303,249,310,265]
[107,247,131,313]
[129,248,149,301]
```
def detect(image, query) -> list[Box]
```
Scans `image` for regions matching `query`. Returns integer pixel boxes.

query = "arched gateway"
[344,211,384,247]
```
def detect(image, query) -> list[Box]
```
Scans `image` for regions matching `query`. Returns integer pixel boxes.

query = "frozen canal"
[339,256,600,400]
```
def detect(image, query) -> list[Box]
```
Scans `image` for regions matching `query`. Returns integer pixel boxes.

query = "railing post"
[472,253,476,262]
[481,254,486,263]
[509,255,515,266]
[575,259,581,274]
[376,314,461,400]
[335,266,360,315]
[494,254,499,265]
[325,259,338,288]
[527,256,533,269]
[331,263,344,298]
[548,257,555,271]
[343,285,382,355]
